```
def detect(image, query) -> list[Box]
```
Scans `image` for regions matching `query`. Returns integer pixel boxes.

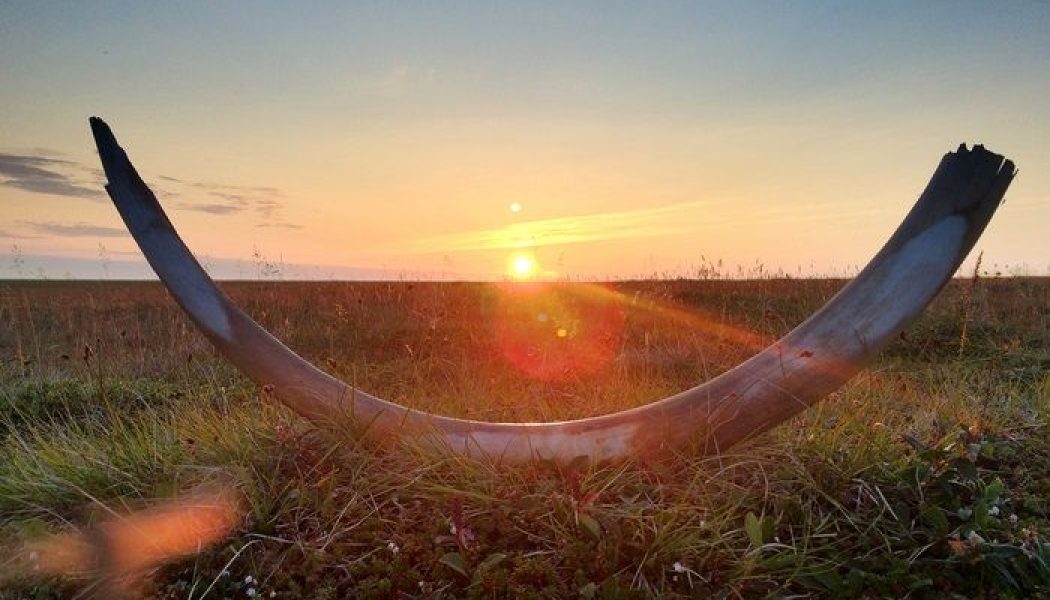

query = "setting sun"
[2,4,1047,597]
[509,253,537,279]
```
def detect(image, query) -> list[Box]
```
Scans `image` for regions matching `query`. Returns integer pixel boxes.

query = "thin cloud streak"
[23,221,128,238]
[160,174,281,196]
[257,222,303,230]
[176,202,246,215]
[396,201,713,254]
[393,198,905,256]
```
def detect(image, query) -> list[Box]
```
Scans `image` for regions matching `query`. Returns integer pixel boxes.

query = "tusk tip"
[89,116,114,145]
[88,116,130,183]
[955,143,1015,177]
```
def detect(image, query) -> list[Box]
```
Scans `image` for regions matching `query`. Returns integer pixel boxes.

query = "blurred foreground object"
[10,484,242,595]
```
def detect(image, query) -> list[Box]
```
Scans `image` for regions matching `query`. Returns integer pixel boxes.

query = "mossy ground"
[0,278,1047,598]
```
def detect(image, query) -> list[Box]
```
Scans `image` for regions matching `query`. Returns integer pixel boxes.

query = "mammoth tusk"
[89,117,1015,465]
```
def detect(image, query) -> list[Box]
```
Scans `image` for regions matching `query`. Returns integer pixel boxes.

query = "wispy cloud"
[162,174,296,226]
[0,152,102,199]
[23,221,127,238]
[160,174,280,196]
[254,197,281,219]
[396,201,712,254]
[1,148,300,228]
[361,65,437,98]
[256,222,303,230]
[178,203,246,215]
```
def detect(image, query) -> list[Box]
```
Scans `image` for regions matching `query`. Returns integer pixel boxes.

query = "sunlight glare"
[509,253,537,279]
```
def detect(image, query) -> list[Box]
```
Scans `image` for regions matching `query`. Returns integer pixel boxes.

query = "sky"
[1,2,1048,280]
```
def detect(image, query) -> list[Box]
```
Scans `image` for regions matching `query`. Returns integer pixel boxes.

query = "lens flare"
[489,282,625,382]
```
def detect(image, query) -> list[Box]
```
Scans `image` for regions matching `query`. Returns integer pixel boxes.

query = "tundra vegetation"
[0,275,1047,598]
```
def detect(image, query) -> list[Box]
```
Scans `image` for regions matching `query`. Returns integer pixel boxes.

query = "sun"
[508,253,537,279]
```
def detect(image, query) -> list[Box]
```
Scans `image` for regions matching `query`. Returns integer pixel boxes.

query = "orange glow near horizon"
[1,5,1048,280]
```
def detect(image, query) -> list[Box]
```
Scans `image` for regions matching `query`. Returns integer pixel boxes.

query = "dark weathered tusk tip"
[88,116,130,183]
[89,116,114,146]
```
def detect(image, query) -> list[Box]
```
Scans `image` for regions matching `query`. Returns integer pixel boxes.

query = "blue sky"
[2,2,1048,279]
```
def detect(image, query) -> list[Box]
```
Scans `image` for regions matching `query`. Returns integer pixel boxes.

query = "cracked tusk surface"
[90,116,1015,464]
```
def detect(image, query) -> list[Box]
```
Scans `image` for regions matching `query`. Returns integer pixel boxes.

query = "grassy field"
[0,277,1047,598]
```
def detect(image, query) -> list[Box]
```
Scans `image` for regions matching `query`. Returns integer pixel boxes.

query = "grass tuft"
[0,278,1047,597]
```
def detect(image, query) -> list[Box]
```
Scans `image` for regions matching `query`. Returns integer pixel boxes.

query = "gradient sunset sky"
[2,2,1048,280]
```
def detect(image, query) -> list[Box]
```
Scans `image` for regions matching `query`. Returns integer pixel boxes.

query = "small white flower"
[245,575,255,584]
[967,530,986,545]
[246,587,258,598]
[387,541,400,555]
[221,569,230,577]
[672,561,687,573]
[449,522,457,535]
[989,505,1000,516]
[1009,514,1019,526]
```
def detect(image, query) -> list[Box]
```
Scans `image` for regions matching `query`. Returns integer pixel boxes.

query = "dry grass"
[0,277,1047,598]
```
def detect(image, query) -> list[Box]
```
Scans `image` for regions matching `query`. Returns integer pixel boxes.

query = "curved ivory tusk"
[89,117,1014,464]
